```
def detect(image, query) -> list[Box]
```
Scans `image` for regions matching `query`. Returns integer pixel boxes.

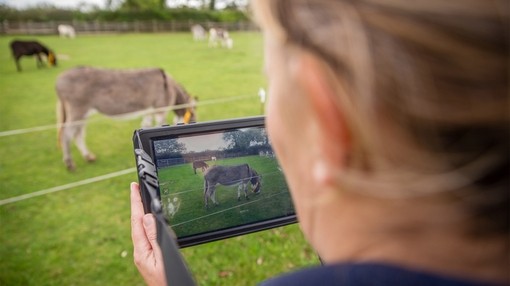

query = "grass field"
[0,33,319,285]
[158,156,293,239]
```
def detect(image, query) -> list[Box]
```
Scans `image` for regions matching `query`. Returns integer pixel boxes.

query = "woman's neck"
[307,192,509,284]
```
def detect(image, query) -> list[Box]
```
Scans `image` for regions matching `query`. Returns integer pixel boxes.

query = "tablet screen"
[151,125,295,245]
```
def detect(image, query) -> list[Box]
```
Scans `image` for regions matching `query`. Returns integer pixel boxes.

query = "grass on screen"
[158,156,293,239]
[0,32,319,286]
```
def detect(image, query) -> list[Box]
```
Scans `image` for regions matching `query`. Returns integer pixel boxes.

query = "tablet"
[133,116,296,247]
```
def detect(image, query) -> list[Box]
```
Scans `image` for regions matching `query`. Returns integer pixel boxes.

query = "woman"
[131,0,509,285]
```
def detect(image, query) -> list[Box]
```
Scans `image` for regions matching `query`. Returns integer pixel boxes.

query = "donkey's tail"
[159,68,176,107]
[56,99,66,149]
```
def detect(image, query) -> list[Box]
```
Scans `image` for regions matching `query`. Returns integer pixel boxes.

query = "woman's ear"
[290,51,351,171]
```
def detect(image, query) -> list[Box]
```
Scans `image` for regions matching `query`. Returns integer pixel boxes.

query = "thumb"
[143,214,159,250]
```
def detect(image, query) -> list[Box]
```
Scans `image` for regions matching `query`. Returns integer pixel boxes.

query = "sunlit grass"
[0,32,319,285]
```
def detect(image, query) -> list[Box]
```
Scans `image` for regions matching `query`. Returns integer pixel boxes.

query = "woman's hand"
[130,182,167,286]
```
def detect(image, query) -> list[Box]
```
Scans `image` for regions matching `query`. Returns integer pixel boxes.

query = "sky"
[177,133,229,153]
[1,0,107,9]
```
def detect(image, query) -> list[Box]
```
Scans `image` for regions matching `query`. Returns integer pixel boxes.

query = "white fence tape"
[0,168,136,206]
[0,95,255,137]
[0,94,259,206]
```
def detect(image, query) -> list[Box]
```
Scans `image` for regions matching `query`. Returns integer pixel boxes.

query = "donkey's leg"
[173,114,184,125]
[237,184,242,201]
[14,57,22,72]
[154,110,168,126]
[64,106,91,170]
[204,182,218,208]
[205,186,217,208]
[141,114,153,128]
[75,124,96,163]
[61,123,76,171]
[36,54,44,68]
[211,187,218,205]
[243,182,250,200]
[237,183,249,201]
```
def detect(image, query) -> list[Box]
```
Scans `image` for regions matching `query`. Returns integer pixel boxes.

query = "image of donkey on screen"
[203,164,261,208]
[134,116,296,246]
[152,126,293,240]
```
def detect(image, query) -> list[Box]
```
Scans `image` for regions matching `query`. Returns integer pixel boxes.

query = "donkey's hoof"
[85,153,96,162]
[65,161,76,172]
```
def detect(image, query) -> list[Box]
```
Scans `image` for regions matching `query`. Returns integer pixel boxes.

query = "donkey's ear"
[291,51,351,168]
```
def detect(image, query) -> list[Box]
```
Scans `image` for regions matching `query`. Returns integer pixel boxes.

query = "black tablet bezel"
[133,116,297,248]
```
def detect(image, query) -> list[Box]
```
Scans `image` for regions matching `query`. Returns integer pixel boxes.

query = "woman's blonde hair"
[252,0,509,236]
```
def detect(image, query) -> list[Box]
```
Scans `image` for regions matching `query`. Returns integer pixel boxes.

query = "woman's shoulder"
[259,262,504,286]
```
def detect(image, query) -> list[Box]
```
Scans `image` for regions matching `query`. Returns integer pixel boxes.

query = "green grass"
[158,156,293,239]
[0,33,319,285]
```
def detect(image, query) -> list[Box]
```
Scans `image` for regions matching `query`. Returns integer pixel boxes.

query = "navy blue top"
[259,263,505,286]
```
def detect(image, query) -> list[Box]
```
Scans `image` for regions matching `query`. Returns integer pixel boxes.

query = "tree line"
[0,0,249,22]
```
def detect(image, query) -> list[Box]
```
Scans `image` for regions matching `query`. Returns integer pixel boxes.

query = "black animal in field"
[10,40,57,72]
[192,160,209,174]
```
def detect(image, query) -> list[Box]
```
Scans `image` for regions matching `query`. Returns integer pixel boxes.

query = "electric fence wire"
[0,94,261,206]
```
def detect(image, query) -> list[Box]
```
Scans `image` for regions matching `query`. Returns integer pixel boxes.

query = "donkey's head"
[250,170,261,194]
[47,51,57,67]
[184,96,198,124]
[175,83,198,124]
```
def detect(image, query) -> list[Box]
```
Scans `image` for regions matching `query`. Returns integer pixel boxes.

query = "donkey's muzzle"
[252,181,261,194]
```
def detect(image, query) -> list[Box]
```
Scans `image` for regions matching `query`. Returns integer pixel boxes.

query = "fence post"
[1,20,8,34]
[0,20,253,35]
[50,20,55,35]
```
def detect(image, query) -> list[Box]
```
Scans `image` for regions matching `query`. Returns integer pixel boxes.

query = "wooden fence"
[0,20,258,35]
